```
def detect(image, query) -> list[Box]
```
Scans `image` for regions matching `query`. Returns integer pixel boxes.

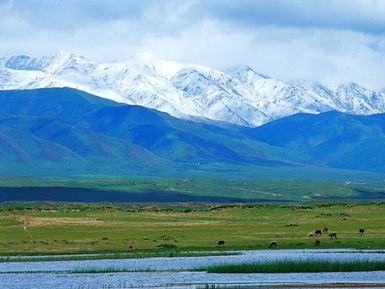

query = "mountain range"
[1,52,385,127]
[0,88,304,177]
[0,87,384,181]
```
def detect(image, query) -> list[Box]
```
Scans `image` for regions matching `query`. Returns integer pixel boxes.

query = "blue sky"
[1,0,385,88]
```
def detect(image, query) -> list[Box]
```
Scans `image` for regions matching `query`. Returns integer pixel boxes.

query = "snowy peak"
[40,52,97,75]
[335,82,385,114]
[5,55,44,71]
[1,51,385,127]
[336,82,369,98]
[5,52,96,75]
[230,65,270,82]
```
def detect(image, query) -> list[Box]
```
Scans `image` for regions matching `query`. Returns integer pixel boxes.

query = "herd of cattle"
[216,226,366,249]
[126,227,366,251]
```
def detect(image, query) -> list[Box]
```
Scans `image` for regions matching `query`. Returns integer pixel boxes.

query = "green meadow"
[2,176,385,202]
[1,201,385,255]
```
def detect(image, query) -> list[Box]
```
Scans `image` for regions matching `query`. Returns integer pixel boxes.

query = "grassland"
[1,201,385,255]
[2,176,385,202]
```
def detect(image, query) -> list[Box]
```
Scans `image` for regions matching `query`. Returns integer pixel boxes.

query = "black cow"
[217,240,225,247]
[359,229,365,235]
[315,229,322,236]
[269,241,277,248]
[329,233,337,239]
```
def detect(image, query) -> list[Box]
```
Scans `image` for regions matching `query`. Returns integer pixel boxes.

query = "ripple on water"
[1,249,385,289]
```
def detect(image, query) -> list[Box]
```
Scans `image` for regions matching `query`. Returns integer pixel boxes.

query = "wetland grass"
[199,260,385,273]
[196,284,385,289]
[65,259,385,275]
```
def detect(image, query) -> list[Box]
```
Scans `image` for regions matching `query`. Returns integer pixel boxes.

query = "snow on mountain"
[334,83,385,114]
[5,52,97,75]
[1,51,385,127]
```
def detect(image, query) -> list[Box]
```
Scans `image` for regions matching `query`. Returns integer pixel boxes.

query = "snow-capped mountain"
[1,51,385,126]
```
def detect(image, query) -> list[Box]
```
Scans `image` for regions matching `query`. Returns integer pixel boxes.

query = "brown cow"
[323,226,329,233]
[315,239,321,246]
[127,245,134,252]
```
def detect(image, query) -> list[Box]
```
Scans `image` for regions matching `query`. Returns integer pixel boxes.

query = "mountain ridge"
[1,51,385,127]
[0,88,384,182]
[243,110,385,173]
[0,87,312,177]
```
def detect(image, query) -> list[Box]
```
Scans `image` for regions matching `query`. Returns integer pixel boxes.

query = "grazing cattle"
[315,230,322,236]
[323,226,329,233]
[308,231,315,237]
[359,229,365,235]
[329,233,337,239]
[269,241,277,248]
[315,239,321,246]
[217,240,225,247]
[127,245,134,252]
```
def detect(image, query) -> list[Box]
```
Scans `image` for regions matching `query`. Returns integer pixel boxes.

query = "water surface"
[1,249,385,289]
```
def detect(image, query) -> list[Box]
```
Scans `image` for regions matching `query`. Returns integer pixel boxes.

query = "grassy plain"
[1,176,385,202]
[0,202,385,255]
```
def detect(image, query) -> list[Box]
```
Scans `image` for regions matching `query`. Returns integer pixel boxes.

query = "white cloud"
[1,0,385,89]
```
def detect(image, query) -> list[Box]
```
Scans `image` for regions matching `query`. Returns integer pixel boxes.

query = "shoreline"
[2,248,385,263]
[0,250,239,263]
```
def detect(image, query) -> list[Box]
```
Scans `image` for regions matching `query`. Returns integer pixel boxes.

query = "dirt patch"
[5,215,103,226]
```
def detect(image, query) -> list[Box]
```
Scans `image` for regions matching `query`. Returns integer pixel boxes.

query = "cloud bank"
[1,0,385,89]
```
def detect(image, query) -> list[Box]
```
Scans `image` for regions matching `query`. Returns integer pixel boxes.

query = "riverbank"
[0,250,238,263]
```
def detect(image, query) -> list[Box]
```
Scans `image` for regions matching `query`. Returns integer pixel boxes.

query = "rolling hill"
[0,87,384,183]
[0,87,307,177]
[244,111,385,173]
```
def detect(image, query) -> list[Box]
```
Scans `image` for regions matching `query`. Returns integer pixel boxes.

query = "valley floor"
[1,202,385,255]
